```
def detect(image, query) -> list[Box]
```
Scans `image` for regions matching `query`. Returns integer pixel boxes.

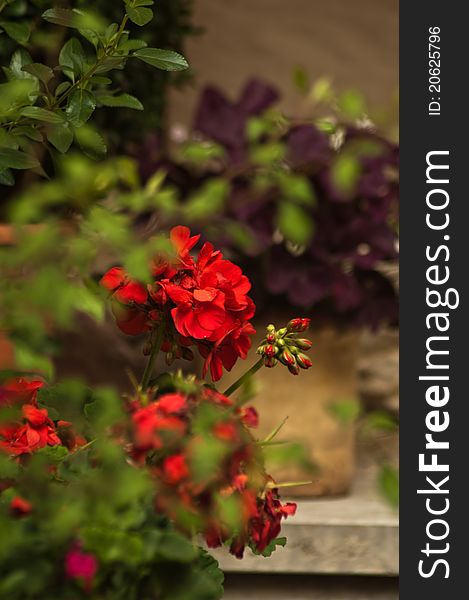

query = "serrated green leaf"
[21,63,54,84]
[0,19,31,44]
[98,93,143,110]
[20,106,65,124]
[0,148,39,170]
[126,6,153,26]
[47,123,74,153]
[133,48,188,71]
[65,88,96,127]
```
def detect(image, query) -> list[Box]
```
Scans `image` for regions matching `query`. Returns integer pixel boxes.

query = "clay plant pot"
[220,315,361,497]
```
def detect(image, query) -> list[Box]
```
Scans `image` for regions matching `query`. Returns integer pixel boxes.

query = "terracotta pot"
[220,316,361,497]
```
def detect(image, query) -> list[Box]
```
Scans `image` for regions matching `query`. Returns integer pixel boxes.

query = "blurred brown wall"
[171,0,398,125]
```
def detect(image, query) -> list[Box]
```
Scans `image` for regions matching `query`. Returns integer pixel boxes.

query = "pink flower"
[65,544,98,592]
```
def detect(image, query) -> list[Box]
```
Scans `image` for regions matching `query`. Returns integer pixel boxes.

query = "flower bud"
[142,341,152,356]
[266,324,276,334]
[279,349,296,366]
[277,327,287,338]
[277,338,286,348]
[286,318,310,333]
[287,362,300,375]
[264,356,278,368]
[294,338,313,351]
[263,344,278,358]
[296,353,313,369]
[165,351,175,366]
[266,333,276,344]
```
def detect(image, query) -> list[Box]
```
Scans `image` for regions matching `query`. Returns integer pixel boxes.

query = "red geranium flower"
[10,495,32,517]
[163,453,189,484]
[0,404,61,456]
[101,226,256,380]
[100,266,150,335]
[0,377,43,407]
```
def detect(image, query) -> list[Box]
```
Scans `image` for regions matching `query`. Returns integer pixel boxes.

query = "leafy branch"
[0,0,188,185]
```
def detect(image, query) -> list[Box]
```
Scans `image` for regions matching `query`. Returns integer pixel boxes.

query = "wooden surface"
[171,0,398,126]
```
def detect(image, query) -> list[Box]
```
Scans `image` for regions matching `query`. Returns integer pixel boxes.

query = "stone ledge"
[211,493,398,576]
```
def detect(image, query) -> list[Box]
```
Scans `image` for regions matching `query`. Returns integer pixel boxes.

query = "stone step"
[222,574,398,600]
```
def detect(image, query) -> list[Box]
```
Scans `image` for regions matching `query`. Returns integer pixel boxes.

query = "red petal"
[22,405,48,426]
[165,284,193,305]
[195,302,226,332]
[114,281,147,304]
[100,267,126,290]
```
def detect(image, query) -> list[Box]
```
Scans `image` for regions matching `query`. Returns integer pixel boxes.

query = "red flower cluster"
[0,378,84,456]
[0,378,62,456]
[100,226,256,381]
[126,381,296,559]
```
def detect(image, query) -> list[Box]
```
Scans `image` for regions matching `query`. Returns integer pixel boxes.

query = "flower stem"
[140,326,164,390]
[223,357,264,397]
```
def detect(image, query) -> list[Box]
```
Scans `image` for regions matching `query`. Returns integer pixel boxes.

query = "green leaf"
[20,106,65,124]
[118,38,147,52]
[250,141,285,166]
[156,531,198,563]
[378,464,399,508]
[252,537,287,557]
[133,48,188,71]
[47,123,74,153]
[41,8,100,31]
[330,153,361,196]
[12,125,44,142]
[59,38,86,79]
[14,342,54,380]
[8,48,33,80]
[74,125,107,160]
[42,7,76,27]
[363,411,398,433]
[21,63,54,85]
[126,6,153,26]
[55,81,71,96]
[0,169,14,186]
[278,202,314,246]
[338,89,365,120]
[328,398,361,424]
[293,66,309,95]
[94,56,126,74]
[0,20,31,44]
[74,286,104,321]
[65,89,96,127]
[0,148,39,170]
[98,94,143,110]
